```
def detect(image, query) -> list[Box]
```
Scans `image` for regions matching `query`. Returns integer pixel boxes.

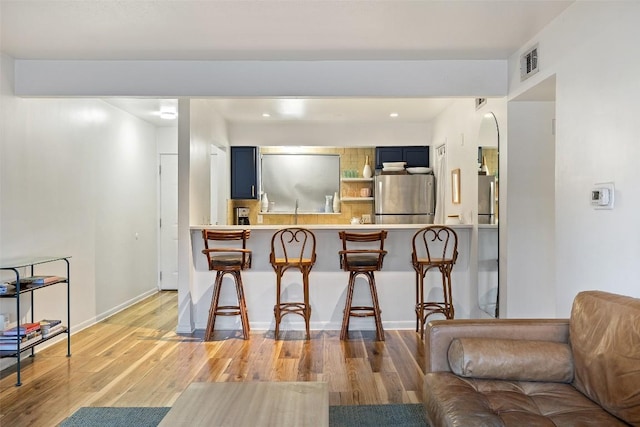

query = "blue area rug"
[60,407,171,427]
[330,404,426,426]
[60,404,427,426]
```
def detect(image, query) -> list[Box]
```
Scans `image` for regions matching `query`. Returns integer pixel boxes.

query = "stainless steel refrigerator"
[478,175,496,224]
[374,174,435,224]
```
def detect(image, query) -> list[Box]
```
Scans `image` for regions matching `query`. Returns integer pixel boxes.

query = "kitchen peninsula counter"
[190,223,473,230]
[188,224,472,333]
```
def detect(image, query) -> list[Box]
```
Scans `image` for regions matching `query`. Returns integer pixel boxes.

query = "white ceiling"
[103,97,460,128]
[0,1,573,61]
[1,0,573,126]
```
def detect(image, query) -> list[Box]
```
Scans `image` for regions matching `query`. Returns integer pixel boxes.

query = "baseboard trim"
[193,320,417,331]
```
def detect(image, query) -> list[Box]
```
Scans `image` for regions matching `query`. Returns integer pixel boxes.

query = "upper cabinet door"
[375,146,429,169]
[403,146,429,168]
[375,147,404,169]
[231,146,258,199]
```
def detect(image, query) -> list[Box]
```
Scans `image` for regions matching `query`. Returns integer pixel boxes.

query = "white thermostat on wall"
[591,182,614,209]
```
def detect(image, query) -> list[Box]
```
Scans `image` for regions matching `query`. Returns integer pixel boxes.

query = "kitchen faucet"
[294,199,299,225]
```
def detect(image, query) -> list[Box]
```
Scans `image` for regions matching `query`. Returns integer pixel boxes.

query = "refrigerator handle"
[490,181,495,214]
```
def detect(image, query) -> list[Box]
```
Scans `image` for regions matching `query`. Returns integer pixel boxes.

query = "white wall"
[505,101,555,317]
[157,127,178,154]
[188,100,230,226]
[429,97,506,318]
[176,100,231,333]
[0,53,159,367]
[508,1,640,316]
[229,121,431,147]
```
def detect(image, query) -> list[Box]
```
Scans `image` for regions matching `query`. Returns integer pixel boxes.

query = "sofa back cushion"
[448,337,573,382]
[570,291,640,424]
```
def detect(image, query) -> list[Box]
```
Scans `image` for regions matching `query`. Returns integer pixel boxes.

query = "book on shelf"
[43,324,65,337]
[9,275,64,286]
[41,319,62,327]
[0,333,42,351]
[0,330,41,342]
[2,322,41,336]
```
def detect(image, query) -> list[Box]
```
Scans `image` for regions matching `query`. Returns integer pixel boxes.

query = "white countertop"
[190,223,474,230]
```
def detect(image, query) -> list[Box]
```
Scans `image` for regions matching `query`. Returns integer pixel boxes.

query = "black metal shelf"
[0,256,71,386]
[0,278,68,298]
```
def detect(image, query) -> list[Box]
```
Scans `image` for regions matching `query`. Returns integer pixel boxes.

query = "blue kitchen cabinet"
[375,146,429,169]
[231,146,258,199]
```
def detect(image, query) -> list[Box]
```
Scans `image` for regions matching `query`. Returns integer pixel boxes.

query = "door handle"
[251,185,255,197]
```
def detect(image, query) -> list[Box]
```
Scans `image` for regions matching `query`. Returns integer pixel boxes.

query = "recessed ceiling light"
[389,112,399,118]
[262,113,271,118]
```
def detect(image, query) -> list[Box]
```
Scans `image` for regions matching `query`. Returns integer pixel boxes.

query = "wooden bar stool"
[201,229,252,340]
[411,226,458,337]
[269,228,317,340]
[338,230,387,341]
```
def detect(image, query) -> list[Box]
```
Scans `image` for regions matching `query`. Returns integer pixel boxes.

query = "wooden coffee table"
[158,382,328,426]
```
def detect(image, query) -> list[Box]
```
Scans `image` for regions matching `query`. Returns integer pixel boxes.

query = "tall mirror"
[477,112,499,317]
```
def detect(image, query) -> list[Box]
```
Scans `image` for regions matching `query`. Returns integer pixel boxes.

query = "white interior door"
[160,154,179,290]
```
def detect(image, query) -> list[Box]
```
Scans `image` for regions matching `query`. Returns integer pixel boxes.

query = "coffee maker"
[235,207,250,225]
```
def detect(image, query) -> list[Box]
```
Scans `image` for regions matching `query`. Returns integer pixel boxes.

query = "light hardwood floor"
[0,291,426,427]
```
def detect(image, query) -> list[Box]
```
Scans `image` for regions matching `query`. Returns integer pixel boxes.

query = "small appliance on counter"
[235,207,250,225]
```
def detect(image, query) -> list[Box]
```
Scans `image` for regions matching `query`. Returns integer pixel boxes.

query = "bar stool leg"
[367,271,385,341]
[205,271,224,341]
[302,267,311,340]
[274,267,283,340]
[340,272,356,340]
[443,266,454,319]
[415,271,420,333]
[233,271,250,340]
[416,268,427,337]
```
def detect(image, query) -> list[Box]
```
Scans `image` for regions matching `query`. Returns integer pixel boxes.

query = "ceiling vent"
[520,44,539,81]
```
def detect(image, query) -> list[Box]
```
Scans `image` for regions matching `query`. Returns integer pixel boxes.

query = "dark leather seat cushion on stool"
[343,254,379,268]
[209,254,244,268]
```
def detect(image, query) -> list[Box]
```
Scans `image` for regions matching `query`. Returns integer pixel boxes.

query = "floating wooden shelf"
[340,178,373,182]
[341,197,374,202]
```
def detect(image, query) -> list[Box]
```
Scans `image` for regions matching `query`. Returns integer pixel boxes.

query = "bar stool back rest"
[201,229,252,340]
[270,228,317,340]
[411,227,458,266]
[202,230,252,270]
[338,231,388,271]
[338,230,388,341]
[411,226,459,336]
[270,228,316,268]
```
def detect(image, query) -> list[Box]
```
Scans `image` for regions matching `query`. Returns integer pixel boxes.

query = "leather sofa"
[424,291,640,426]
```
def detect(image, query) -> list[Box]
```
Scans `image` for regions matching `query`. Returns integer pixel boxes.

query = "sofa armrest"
[426,318,570,373]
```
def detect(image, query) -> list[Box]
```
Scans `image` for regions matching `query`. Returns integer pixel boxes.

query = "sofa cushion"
[570,291,640,425]
[447,337,573,383]
[424,372,630,427]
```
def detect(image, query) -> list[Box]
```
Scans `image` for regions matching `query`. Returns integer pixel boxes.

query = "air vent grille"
[520,44,539,81]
